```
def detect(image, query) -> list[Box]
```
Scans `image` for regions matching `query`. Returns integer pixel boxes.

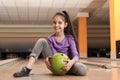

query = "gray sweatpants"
[30,38,88,76]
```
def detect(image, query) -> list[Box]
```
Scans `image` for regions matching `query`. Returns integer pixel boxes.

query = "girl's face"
[52,15,67,33]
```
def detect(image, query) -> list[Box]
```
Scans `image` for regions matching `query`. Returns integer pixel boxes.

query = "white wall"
[0,24,110,50]
[0,24,53,50]
[0,24,53,37]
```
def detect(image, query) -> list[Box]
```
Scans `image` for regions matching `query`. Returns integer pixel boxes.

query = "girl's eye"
[58,21,62,24]
[53,21,56,24]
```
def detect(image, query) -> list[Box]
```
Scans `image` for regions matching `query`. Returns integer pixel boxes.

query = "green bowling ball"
[50,53,69,75]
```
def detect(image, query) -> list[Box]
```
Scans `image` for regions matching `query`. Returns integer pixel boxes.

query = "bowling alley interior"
[0,0,120,80]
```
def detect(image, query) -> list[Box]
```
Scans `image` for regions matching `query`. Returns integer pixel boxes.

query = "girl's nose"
[55,23,59,26]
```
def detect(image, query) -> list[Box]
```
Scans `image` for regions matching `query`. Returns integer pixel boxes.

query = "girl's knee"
[37,38,47,44]
[73,63,88,76]
[37,38,46,42]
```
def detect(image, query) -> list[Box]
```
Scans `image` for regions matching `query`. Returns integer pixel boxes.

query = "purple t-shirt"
[47,34,79,62]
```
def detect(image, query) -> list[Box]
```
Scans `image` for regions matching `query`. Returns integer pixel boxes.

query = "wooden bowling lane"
[0,59,84,80]
[0,59,120,80]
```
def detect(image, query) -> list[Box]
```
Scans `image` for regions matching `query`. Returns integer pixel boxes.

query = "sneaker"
[13,67,31,77]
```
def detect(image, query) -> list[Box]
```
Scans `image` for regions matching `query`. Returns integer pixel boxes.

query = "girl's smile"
[52,15,67,33]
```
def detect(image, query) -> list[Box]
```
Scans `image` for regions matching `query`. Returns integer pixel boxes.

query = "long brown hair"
[53,11,78,51]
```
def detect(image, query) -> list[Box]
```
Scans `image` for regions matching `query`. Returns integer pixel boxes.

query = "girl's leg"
[68,62,88,76]
[13,38,52,77]
[30,38,52,60]
[26,56,36,69]
[26,38,52,69]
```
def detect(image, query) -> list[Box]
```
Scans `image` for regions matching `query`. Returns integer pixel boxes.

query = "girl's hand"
[62,59,75,71]
[45,56,52,69]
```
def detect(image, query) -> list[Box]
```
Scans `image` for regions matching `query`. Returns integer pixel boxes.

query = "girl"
[13,11,88,77]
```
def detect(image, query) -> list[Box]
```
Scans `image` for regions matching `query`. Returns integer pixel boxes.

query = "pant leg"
[30,38,52,60]
[68,62,88,76]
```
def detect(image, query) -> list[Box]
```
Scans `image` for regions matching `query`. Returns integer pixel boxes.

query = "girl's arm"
[62,36,79,71]
[62,59,75,71]
[45,56,52,69]
[68,36,79,62]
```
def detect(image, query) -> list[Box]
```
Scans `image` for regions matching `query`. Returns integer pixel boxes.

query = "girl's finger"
[63,59,69,62]
[62,66,68,71]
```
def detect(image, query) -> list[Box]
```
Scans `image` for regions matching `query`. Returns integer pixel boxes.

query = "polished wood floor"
[0,58,120,80]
